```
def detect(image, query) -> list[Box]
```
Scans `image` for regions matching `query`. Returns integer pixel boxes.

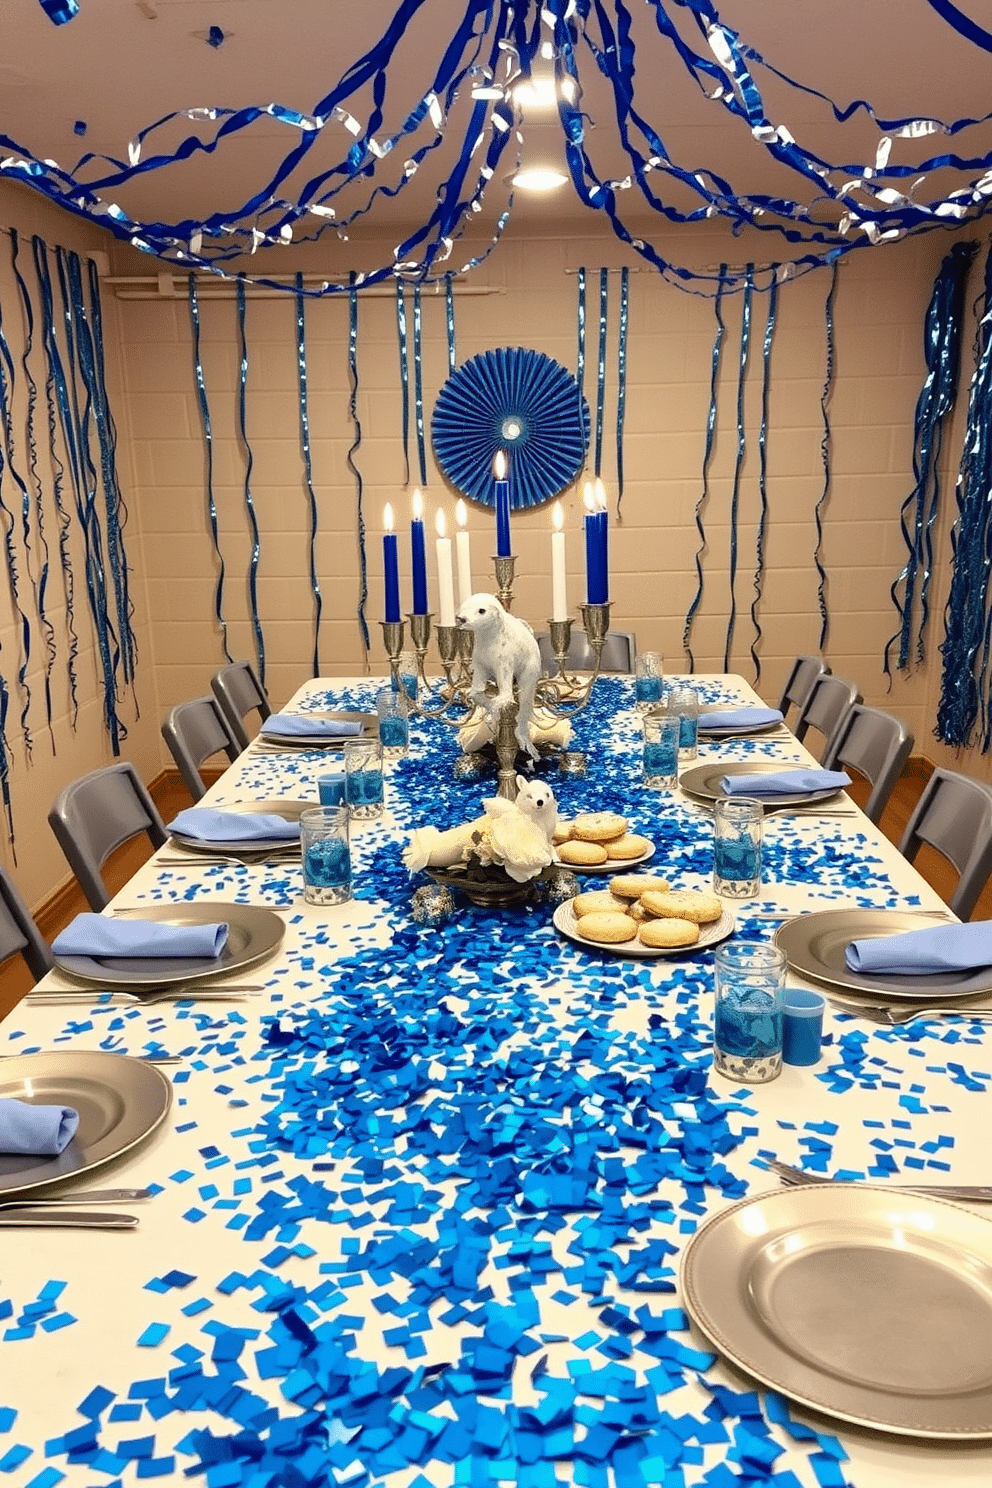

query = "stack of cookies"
[555,811,653,867]
[569,876,724,948]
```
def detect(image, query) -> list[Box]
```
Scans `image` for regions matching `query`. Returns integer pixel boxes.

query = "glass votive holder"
[634,651,665,712]
[642,709,679,790]
[559,750,588,777]
[713,795,764,898]
[782,988,826,1066]
[713,941,785,1083]
[317,772,346,807]
[300,806,352,906]
[396,650,418,702]
[344,737,385,820]
[670,682,699,762]
[377,687,409,757]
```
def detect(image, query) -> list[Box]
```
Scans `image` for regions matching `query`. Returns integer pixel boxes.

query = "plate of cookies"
[553,879,735,958]
[554,811,655,873]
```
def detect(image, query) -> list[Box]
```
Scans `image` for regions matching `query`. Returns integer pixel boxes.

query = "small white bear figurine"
[455,592,542,758]
[511,773,558,843]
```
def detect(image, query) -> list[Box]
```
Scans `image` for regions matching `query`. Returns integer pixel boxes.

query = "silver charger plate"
[258,709,375,748]
[553,900,734,958]
[169,799,308,853]
[0,1051,172,1197]
[698,707,784,738]
[53,902,285,987]
[556,842,656,875]
[776,908,992,1000]
[682,1184,992,1438]
[679,760,842,808]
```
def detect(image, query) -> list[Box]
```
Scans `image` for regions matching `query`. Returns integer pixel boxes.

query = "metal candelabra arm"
[534,602,612,715]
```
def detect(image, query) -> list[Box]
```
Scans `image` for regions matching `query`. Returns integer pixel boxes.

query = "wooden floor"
[0,760,986,1025]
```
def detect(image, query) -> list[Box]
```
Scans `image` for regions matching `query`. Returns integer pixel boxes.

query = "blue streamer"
[683,268,726,668]
[31,235,80,726]
[396,285,411,487]
[576,266,586,402]
[188,274,231,663]
[0,265,37,752]
[296,273,324,677]
[348,280,371,654]
[749,274,778,683]
[723,264,753,671]
[38,0,78,21]
[413,285,427,486]
[885,240,976,676]
[616,265,629,511]
[594,266,608,476]
[924,0,992,52]
[938,246,992,747]
[235,277,265,686]
[814,260,839,651]
[445,274,456,374]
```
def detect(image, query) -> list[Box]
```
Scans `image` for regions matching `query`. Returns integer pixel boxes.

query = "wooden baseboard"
[903,755,935,782]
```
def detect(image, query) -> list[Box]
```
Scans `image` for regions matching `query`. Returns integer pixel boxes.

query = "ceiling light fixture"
[509,164,568,193]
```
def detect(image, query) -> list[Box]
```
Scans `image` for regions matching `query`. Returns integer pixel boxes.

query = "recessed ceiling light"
[510,165,568,192]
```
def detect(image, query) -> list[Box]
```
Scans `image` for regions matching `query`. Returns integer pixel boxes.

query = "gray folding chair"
[536,630,637,675]
[777,655,830,721]
[210,661,271,750]
[899,768,992,921]
[0,865,53,983]
[48,762,168,911]
[162,696,240,802]
[821,704,914,824]
[793,674,862,761]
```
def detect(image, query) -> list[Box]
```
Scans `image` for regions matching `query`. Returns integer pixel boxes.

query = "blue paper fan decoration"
[431,347,590,509]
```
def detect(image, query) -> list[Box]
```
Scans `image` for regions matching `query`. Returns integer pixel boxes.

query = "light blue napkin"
[169,807,300,843]
[260,713,362,739]
[720,768,851,796]
[0,1097,79,1155]
[700,707,784,731]
[845,921,992,975]
[52,914,229,959]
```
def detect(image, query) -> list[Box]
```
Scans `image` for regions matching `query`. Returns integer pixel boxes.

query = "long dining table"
[2,671,991,1488]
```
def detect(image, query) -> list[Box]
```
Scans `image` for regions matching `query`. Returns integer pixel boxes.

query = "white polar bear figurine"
[455,592,542,759]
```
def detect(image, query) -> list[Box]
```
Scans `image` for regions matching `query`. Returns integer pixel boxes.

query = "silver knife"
[0,1209,138,1228]
[0,1188,151,1210]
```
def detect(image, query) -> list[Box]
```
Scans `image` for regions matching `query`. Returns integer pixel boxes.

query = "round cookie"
[604,833,652,861]
[576,912,638,944]
[625,900,652,923]
[639,917,700,948]
[640,889,723,924]
[610,874,672,900]
[571,811,628,843]
[552,823,572,846]
[558,839,609,866]
[573,889,628,917]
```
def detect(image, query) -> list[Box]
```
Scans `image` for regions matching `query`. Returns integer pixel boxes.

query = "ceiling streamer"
[13,0,992,294]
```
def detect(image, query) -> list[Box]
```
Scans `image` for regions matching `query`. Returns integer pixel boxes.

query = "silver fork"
[26,982,263,1007]
[766,1158,992,1202]
[828,996,992,1025]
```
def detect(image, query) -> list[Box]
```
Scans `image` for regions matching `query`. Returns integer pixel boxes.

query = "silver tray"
[679,760,842,808]
[698,707,783,738]
[0,1052,172,1197]
[555,841,656,875]
[53,902,285,987]
[682,1184,992,1438]
[169,799,309,853]
[776,908,992,1000]
[258,709,375,748]
[553,900,734,959]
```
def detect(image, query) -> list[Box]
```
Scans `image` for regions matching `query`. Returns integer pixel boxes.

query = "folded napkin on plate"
[52,913,229,959]
[168,806,300,842]
[0,1097,79,1156]
[845,920,992,975]
[701,707,784,730]
[720,768,851,796]
[458,708,573,753]
[260,713,362,739]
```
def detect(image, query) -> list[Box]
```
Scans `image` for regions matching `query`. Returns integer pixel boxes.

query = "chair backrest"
[210,661,271,750]
[536,630,637,675]
[48,762,168,911]
[777,655,830,720]
[0,866,53,983]
[821,704,914,824]
[162,696,240,802]
[793,674,862,760]
[898,767,992,920]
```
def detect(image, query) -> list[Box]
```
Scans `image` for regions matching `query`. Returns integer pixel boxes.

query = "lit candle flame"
[594,477,608,512]
[455,498,468,529]
[552,500,564,532]
[384,502,394,533]
[412,487,423,520]
[435,508,447,539]
[493,450,507,480]
[582,481,595,513]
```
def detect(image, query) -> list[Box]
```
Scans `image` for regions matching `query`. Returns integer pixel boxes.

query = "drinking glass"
[782,988,826,1066]
[713,796,763,897]
[344,738,385,819]
[396,651,418,702]
[713,941,785,1083]
[642,709,679,789]
[300,806,352,906]
[670,682,699,761]
[377,687,409,757]
[634,651,665,712]
[317,772,346,807]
